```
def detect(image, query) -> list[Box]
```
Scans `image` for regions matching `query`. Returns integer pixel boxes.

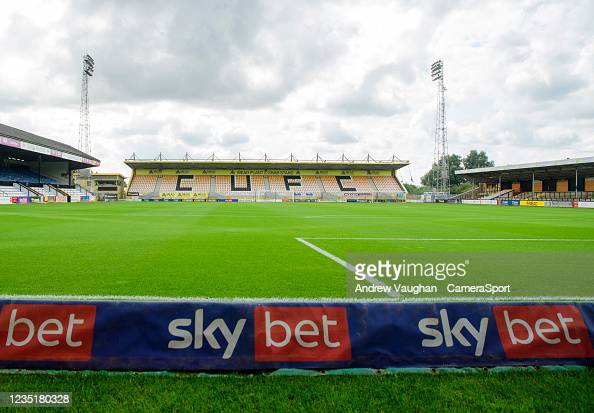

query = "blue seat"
[0,167,59,184]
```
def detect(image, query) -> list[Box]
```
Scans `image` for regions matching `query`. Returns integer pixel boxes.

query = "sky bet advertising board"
[0,300,592,371]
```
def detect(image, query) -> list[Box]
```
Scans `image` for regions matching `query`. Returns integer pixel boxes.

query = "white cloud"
[319,122,358,144]
[220,131,250,146]
[0,0,592,183]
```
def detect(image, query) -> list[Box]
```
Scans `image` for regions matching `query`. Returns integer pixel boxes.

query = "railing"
[18,183,43,198]
[48,185,69,197]
[483,189,514,200]
[449,187,480,200]
[449,187,514,200]
[126,153,409,164]
[515,191,594,201]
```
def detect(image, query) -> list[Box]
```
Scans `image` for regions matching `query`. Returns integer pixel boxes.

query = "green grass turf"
[0,370,592,412]
[0,202,593,299]
[1,202,593,411]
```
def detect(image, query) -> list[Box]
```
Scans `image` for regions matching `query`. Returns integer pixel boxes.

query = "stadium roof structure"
[455,157,594,182]
[0,123,100,168]
[92,172,127,178]
[124,155,409,171]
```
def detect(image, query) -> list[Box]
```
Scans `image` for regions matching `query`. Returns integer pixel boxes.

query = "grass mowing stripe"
[1,202,592,298]
[0,371,591,412]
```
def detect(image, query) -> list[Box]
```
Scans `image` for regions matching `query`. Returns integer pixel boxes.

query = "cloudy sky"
[1,0,593,182]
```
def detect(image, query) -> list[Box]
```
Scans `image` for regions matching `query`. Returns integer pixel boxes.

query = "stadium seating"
[353,176,374,192]
[61,187,93,201]
[230,175,251,192]
[265,176,323,193]
[320,176,374,192]
[268,176,288,192]
[515,191,594,202]
[126,174,406,199]
[175,175,210,192]
[160,176,177,193]
[251,176,267,192]
[0,185,29,197]
[299,176,322,192]
[319,176,342,192]
[0,167,59,184]
[128,175,158,195]
[215,176,232,193]
[372,176,403,192]
[31,186,54,196]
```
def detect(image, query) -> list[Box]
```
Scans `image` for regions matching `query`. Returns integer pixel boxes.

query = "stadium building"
[125,155,408,202]
[0,123,99,204]
[455,157,594,202]
[76,171,127,201]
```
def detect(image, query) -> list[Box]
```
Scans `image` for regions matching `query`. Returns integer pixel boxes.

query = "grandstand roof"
[0,123,100,167]
[455,156,594,182]
[125,157,409,171]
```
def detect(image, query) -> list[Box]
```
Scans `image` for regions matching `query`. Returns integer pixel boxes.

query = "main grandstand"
[0,123,99,204]
[125,155,408,202]
[454,156,594,202]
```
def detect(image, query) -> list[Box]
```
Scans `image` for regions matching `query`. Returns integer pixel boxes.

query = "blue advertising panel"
[0,300,591,371]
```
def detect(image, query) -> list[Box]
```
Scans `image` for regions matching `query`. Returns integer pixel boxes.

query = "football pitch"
[1,202,593,411]
[0,202,593,300]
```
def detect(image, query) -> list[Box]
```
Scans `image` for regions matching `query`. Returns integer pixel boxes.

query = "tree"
[403,183,431,195]
[463,150,494,170]
[420,150,495,190]
[450,182,475,195]
[420,154,464,188]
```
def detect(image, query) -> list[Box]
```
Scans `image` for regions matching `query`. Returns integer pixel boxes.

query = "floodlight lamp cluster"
[431,60,442,81]
[83,54,95,76]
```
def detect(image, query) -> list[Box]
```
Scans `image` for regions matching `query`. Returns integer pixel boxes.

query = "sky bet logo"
[418,309,489,356]
[418,305,594,359]
[168,309,246,359]
[167,306,351,362]
[0,304,96,361]
[254,306,351,362]
[493,305,594,359]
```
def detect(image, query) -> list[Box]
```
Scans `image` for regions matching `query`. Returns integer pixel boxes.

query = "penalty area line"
[294,237,400,299]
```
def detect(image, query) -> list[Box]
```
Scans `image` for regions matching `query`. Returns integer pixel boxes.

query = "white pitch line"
[302,237,594,242]
[0,294,394,303]
[295,237,400,299]
[0,294,591,302]
[295,238,356,271]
